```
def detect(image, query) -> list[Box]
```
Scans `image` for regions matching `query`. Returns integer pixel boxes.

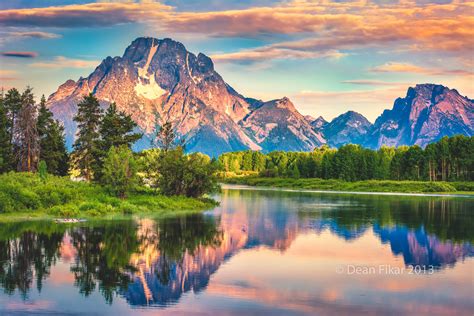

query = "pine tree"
[153,120,183,152]
[37,95,69,176]
[72,93,102,181]
[16,87,40,172]
[94,103,141,181]
[0,91,13,172]
[3,88,21,145]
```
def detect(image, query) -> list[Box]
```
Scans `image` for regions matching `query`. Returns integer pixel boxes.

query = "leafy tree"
[72,94,102,181]
[183,153,219,197]
[102,146,138,198]
[16,87,39,172]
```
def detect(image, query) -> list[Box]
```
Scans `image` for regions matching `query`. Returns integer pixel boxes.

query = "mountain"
[366,84,474,148]
[309,116,328,130]
[47,37,321,156]
[240,97,325,151]
[322,111,372,147]
[47,38,473,154]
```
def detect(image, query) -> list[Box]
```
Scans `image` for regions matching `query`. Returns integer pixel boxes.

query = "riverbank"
[221,177,474,195]
[0,172,217,222]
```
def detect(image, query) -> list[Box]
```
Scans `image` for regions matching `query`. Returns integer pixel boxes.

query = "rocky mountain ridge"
[47,37,473,155]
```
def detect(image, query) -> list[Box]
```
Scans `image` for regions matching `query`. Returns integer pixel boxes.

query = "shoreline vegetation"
[1,88,473,222]
[0,173,217,222]
[1,90,219,222]
[221,177,474,195]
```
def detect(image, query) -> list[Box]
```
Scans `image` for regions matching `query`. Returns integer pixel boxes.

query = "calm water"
[0,186,473,315]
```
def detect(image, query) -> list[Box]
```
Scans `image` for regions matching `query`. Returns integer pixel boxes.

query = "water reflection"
[0,188,472,312]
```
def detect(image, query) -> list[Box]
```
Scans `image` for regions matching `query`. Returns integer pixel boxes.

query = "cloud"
[212,48,346,63]
[0,1,471,55]
[291,85,410,122]
[0,70,18,81]
[0,2,173,27]
[341,80,409,86]
[8,31,62,39]
[370,62,474,76]
[30,56,99,69]
[1,51,38,58]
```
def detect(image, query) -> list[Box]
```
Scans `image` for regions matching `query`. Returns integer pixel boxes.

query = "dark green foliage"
[94,103,142,181]
[3,88,21,153]
[0,91,13,172]
[218,135,474,182]
[72,94,103,181]
[0,172,216,217]
[102,146,138,198]
[143,147,218,197]
[37,95,69,176]
[16,87,40,172]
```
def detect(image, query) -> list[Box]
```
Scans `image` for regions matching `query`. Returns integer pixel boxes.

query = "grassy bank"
[0,172,217,222]
[222,177,474,194]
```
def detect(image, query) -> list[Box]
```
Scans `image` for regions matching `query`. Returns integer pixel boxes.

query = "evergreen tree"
[94,103,141,180]
[72,93,102,181]
[0,91,13,172]
[3,88,21,149]
[154,120,183,152]
[16,87,39,172]
[37,95,69,176]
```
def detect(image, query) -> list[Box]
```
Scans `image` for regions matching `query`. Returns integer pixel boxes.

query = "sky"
[0,0,472,122]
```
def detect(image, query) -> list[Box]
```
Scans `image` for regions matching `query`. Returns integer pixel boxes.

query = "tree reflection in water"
[0,191,472,308]
[0,222,65,298]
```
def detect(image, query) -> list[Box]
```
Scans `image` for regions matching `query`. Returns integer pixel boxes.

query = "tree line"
[0,88,68,175]
[218,135,474,182]
[1,87,217,199]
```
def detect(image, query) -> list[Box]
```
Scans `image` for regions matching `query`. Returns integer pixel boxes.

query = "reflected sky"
[0,187,473,315]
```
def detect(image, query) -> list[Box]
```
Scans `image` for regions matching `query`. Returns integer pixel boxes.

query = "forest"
[0,86,473,218]
[218,135,474,182]
[0,87,217,218]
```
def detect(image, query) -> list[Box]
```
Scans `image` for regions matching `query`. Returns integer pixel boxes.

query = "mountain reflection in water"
[0,187,472,314]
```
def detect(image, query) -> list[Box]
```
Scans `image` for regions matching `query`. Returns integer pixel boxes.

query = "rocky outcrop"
[240,97,325,151]
[47,37,324,155]
[366,84,474,148]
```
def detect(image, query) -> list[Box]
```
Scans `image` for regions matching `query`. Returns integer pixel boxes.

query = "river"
[0,186,472,315]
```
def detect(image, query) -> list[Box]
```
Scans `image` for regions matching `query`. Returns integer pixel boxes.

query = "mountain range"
[47,37,474,156]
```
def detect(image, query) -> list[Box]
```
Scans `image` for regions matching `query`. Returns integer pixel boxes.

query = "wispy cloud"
[0,1,471,55]
[0,2,173,27]
[291,85,410,122]
[30,56,99,69]
[0,69,19,81]
[1,51,38,58]
[341,80,409,86]
[212,48,346,63]
[8,31,62,39]
[370,62,474,76]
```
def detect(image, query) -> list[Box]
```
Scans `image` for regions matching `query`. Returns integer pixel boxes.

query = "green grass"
[0,172,218,222]
[222,176,474,194]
